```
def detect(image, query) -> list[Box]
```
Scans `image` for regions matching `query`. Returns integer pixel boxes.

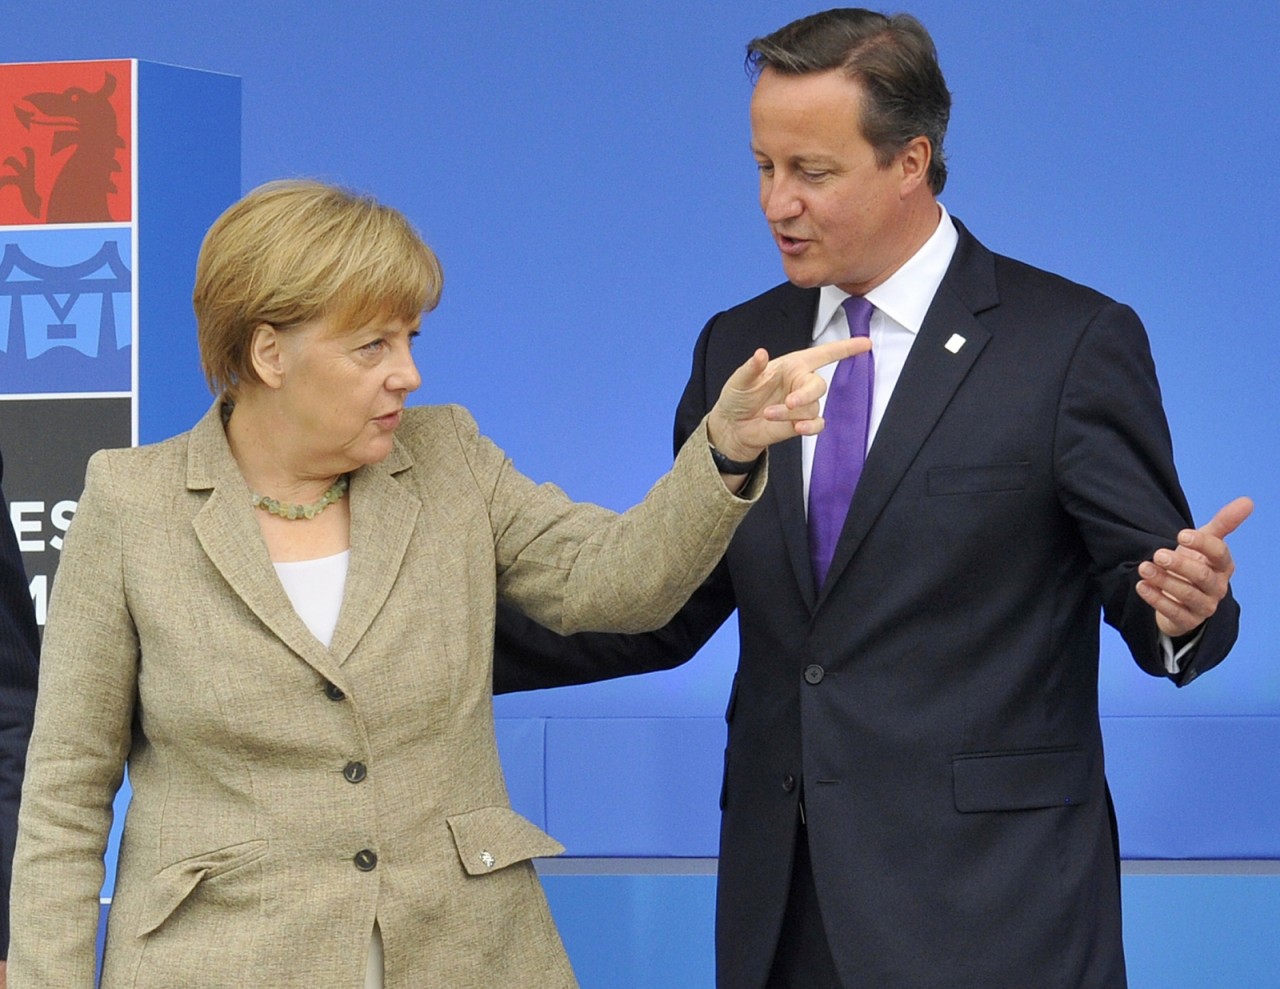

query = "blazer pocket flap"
[447,806,565,876]
[928,462,1030,496]
[136,839,268,936]
[952,748,1090,813]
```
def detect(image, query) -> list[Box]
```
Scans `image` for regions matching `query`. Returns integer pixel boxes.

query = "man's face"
[750,67,920,295]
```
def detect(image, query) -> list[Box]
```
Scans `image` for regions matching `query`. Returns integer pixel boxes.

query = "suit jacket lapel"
[187,403,337,677]
[817,224,999,601]
[328,440,420,666]
[186,402,422,676]
[759,287,822,611]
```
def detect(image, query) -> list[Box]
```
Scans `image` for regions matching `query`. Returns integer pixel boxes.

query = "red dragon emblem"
[0,60,132,226]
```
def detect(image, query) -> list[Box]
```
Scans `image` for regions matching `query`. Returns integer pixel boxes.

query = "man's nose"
[762,176,803,222]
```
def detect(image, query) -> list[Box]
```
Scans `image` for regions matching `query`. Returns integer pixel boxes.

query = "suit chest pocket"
[919,461,1034,574]
[927,461,1030,496]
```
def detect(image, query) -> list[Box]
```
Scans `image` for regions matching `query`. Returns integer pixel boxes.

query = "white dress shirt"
[273,550,349,649]
[801,204,958,509]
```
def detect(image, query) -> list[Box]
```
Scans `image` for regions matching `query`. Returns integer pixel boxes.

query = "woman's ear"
[249,323,286,389]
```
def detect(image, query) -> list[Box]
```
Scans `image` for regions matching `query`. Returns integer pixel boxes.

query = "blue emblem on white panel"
[0,228,132,394]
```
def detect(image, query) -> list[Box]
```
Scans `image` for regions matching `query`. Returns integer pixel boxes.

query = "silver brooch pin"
[479,850,496,870]
[944,334,967,354]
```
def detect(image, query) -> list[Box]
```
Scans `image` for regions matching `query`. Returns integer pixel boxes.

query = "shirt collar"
[812,203,960,340]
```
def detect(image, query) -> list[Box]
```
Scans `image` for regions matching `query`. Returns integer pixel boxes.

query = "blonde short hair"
[193,180,444,397]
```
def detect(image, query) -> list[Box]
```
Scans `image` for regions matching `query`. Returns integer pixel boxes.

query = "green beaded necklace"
[251,475,349,521]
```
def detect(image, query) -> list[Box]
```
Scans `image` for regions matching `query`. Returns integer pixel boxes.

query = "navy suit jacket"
[495,221,1239,989]
[0,451,39,959]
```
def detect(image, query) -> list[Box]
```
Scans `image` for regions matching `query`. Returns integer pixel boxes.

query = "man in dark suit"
[496,9,1250,988]
[0,450,39,989]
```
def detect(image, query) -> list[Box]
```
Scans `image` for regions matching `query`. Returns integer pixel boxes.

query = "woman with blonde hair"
[9,180,864,988]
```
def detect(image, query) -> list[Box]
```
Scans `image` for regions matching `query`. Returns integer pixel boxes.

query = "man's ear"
[898,136,932,197]
[249,323,286,388]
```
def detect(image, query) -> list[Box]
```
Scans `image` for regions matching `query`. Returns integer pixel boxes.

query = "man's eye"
[801,170,828,181]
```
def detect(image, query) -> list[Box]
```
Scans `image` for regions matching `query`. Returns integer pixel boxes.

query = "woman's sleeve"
[8,450,139,987]
[450,406,764,636]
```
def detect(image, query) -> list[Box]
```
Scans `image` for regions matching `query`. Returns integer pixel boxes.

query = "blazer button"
[782,774,796,793]
[803,664,825,685]
[343,761,367,783]
[324,681,346,701]
[353,849,378,871]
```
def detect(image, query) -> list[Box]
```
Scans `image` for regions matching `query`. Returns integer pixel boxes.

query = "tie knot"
[841,295,874,339]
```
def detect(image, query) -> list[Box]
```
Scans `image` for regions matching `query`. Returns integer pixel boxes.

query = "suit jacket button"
[354,849,378,871]
[782,774,796,793]
[803,664,825,685]
[343,761,367,783]
[324,681,346,701]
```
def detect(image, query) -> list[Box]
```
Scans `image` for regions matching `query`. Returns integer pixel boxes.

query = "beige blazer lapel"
[185,403,338,679]
[328,438,420,666]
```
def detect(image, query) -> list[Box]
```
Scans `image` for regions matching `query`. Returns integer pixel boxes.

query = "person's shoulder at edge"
[953,217,1131,320]
[395,403,477,450]
[715,280,813,323]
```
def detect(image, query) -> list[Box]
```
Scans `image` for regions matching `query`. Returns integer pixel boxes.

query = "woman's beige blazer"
[9,401,761,988]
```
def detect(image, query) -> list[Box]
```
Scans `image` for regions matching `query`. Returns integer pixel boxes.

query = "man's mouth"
[776,232,811,255]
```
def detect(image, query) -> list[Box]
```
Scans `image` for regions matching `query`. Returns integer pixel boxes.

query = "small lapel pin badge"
[944,334,967,354]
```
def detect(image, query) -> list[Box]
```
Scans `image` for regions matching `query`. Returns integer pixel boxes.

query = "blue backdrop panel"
[544,718,723,857]
[538,872,1280,989]
[495,717,548,831]
[1120,875,1280,989]
[500,715,1280,860]
[1104,716,1280,859]
[542,873,718,989]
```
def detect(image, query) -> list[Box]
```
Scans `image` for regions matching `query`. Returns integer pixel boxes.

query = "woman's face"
[272,312,422,474]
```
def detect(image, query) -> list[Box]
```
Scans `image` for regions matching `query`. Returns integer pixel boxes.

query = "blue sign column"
[0,58,240,623]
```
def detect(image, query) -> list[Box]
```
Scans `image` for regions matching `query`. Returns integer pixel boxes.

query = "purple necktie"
[808,295,874,588]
